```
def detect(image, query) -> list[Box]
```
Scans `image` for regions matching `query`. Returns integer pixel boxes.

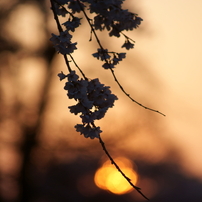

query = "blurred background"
[0,0,202,201]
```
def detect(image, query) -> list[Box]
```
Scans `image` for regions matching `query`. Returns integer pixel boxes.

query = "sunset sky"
[1,1,202,200]
[131,0,202,178]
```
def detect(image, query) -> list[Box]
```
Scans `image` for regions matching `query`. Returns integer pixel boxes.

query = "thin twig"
[50,0,63,33]
[51,0,88,78]
[50,0,72,73]
[98,136,149,201]
[110,68,166,116]
[69,54,88,80]
[121,32,136,43]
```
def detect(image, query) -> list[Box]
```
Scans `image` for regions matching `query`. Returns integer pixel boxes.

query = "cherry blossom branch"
[50,0,72,73]
[50,1,163,200]
[51,0,87,78]
[76,0,165,117]
[50,0,63,33]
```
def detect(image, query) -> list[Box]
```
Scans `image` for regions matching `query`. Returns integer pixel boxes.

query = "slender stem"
[98,136,149,201]
[69,54,88,80]
[110,68,166,116]
[64,54,72,73]
[76,0,104,50]
[51,0,88,78]
[121,32,136,43]
[50,0,63,33]
[50,0,72,73]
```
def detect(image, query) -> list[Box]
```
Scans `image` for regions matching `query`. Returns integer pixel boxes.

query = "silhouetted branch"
[98,136,149,200]
[77,0,165,117]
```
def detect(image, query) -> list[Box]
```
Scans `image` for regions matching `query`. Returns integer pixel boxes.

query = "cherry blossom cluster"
[50,31,77,55]
[50,0,150,139]
[58,71,118,139]
[84,0,142,50]
[50,0,142,61]
[88,0,143,35]
[92,49,126,69]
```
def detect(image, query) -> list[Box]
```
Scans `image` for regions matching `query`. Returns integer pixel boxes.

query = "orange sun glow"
[94,157,138,195]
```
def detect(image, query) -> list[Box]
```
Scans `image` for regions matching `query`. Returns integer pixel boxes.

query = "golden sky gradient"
[131,0,202,178]
[1,1,202,200]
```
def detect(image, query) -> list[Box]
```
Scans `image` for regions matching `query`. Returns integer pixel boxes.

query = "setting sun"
[94,157,138,195]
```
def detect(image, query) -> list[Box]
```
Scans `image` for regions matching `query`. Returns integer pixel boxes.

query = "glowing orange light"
[94,157,138,195]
